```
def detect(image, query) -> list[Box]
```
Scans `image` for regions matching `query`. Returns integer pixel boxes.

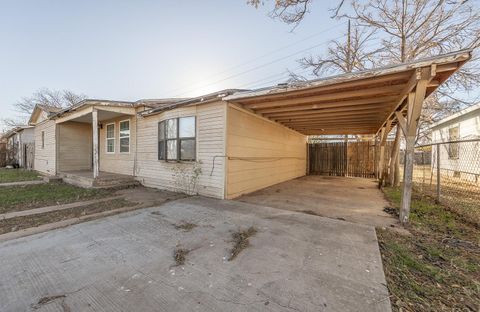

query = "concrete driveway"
[0,196,391,312]
[237,176,398,228]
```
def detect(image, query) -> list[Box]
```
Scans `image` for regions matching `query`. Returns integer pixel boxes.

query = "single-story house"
[1,125,35,168]
[28,50,471,208]
[430,102,480,182]
[29,94,306,199]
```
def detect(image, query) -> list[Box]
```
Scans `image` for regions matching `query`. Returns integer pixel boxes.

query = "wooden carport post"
[388,125,401,186]
[399,67,433,224]
[377,120,391,187]
[92,108,99,179]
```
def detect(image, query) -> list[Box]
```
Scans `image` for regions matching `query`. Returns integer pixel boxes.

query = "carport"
[225,50,471,224]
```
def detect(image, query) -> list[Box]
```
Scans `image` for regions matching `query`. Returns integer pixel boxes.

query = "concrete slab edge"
[0,195,125,220]
[0,180,45,187]
[0,203,144,243]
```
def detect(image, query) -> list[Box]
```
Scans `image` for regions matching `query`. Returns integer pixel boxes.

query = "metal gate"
[308,141,377,178]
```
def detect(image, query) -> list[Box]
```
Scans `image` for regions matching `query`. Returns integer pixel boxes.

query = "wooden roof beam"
[255,96,398,114]
[284,121,382,128]
[264,103,393,118]
[244,85,405,109]
[235,72,412,104]
[273,110,389,121]
[301,130,377,135]
[376,66,435,135]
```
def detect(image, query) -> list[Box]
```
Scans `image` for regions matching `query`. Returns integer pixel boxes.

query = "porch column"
[399,67,431,224]
[92,109,99,179]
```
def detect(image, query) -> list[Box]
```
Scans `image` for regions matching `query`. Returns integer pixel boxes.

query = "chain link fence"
[401,139,480,224]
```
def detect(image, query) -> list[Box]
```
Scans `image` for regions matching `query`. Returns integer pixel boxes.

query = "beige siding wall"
[226,104,307,199]
[34,120,57,175]
[99,116,136,176]
[57,122,92,172]
[135,101,226,198]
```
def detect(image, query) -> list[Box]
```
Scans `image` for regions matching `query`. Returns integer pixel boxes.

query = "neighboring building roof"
[37,104,62,114]
[28,104,64,125]
[1,125,34,139]
[430,102,480,130]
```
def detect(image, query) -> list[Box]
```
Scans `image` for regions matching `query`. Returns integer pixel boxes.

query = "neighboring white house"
[2,125,35,168]
[430,103,480,183]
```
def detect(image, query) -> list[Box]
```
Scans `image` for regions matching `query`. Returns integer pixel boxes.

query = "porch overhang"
[224,50,471,136]
[54,103,136,124]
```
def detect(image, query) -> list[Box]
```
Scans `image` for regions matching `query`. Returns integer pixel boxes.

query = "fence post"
[436,143,441,203]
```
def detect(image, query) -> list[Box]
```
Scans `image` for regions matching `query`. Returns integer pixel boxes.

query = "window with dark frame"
[41,131,45,149]
[158,116,196,161]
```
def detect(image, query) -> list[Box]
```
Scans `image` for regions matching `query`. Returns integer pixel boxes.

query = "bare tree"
[249,0,480,188]
[298,20,383,76]
[247,0,313,26]
[247,0,346,23]
[348,0,480,84]
[2,88,87,128]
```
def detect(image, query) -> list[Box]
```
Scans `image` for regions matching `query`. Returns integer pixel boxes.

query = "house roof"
[51,98,192,119]
[224,49,472,135]
[135,98,191,109]
[430,102,480,129]
[139,89,246,117]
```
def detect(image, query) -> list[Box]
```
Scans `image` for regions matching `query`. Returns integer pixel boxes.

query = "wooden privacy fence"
[308,141,391,178]
[308,142,347,176]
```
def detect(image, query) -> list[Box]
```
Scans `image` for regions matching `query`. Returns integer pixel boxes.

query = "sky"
[0,0,347,129]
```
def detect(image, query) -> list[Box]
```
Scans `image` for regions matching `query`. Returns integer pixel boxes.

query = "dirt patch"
[173,247,190,266]
[228,227,257,261]
[0,198,135,235]
[174,222,197,232]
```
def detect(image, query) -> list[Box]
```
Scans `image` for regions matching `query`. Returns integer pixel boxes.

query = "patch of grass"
[0,182,110,214]
[0,198,135,235]
[173,247,190,266]
[228,226,257,261]
[174,222,197,232]
[379,187,480,311]
[0,168,41,183]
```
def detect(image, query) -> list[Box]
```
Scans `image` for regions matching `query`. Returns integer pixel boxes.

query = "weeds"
[173,248,190,266]
[379,187,479,311]
[228,226,257,261]
[174,222,197,232]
